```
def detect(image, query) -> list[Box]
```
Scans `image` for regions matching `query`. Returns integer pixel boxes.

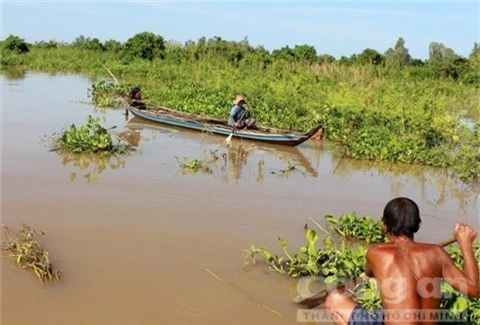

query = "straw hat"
[234,95,246,105]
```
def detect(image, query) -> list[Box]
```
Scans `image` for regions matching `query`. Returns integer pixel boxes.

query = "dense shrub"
[122,32,165,61]
[1,34,29,54]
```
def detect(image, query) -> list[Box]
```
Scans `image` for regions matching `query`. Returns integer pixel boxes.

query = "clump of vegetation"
[88,80,126,107]
[325,213,387,244]
[245,213,480,321]
[175,150,219,174]
[244,226,368,281]
[1,224,60,283]
[51,115,135,154]
[271,158,306,177]
[0,35,30,66]
[319,107,480,186]
[441,244,480,323]
[122,31,165,61]
[1,34,30,54]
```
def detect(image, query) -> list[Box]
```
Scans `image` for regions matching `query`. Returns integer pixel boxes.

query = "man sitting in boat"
[324,197,479,324]
[228,95,256,129]
[128,86,146,110]
[129,86,142,100]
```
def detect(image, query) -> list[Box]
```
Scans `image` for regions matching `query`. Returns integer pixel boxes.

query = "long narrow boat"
[126,101,323,146]
[126,116,319,177]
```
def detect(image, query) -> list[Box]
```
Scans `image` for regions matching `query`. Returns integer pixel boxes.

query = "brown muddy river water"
[1,73,478,325]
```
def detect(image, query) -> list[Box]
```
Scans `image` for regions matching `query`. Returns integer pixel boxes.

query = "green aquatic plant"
[1,224,60,283]
[439,242,480,323]
[325,213,387,244]
[175,150,219,174]
[245,212,480,321]
[319,107,480,185]
[353,278,382,312]
[176,157,206,171]
[244,228,367,281]
[52,115,135,154]
[88,80,126,108]
[271,158,306,177]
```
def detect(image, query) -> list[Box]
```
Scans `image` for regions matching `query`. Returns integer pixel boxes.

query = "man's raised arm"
[441,223,479,298]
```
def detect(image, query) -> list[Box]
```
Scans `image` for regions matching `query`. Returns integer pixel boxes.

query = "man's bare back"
[324,198,479,325]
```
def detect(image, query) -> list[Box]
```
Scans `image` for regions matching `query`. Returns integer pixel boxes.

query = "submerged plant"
[1,224,60,283]
[271,157,306,177]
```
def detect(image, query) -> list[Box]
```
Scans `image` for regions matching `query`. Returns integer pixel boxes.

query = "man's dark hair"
[129,86,141,100]
[382,197,421,237]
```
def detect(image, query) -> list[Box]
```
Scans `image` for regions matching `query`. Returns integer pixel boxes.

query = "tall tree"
[104,39,122,52]
[72,35,88,47]
[428,42,457,66]
[384,37,411,68]
[83,38,105,51]
[292,44,317,62]
[468,42,480,72]
[358,48,384,65]
[427,42,467,79]
[122,32,165,60]
[272,46,295,61]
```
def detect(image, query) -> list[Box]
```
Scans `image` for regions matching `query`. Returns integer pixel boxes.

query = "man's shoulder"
[368,242,443,257]
[411,242,446,254]
[368,242,395,250]
[367,243,395,258]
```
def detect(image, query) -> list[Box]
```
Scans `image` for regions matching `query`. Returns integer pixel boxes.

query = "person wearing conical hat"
[228,95,256,128]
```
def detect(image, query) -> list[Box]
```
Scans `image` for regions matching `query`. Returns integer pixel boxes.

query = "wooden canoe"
[126,101,323,146]
[126,116,320,178]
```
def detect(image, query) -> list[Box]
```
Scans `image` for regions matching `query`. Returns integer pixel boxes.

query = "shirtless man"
[325,197,479,324]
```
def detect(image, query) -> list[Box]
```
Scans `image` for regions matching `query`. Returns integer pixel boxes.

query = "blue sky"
[1,1,479,60]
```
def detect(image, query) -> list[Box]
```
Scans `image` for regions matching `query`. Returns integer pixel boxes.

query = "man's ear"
[382,221,387,232]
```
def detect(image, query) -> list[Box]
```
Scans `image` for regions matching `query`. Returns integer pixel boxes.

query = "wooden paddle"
[226,108,248,145]
[295,235,457,308]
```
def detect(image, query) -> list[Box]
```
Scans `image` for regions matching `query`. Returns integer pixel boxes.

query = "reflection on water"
[124,119,466,217]
[3,68,26,80]
[126,117,320,183]
[257,159,265,183]
[126,115,478,212]
[330,152,479,214]
[118,129,141,146]
[225,143,254,182]
[58,151,126,183]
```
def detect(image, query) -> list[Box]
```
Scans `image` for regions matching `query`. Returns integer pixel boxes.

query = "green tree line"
[2,33,479,82]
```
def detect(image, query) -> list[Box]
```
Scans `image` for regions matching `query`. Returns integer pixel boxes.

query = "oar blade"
[225,132,233,145]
